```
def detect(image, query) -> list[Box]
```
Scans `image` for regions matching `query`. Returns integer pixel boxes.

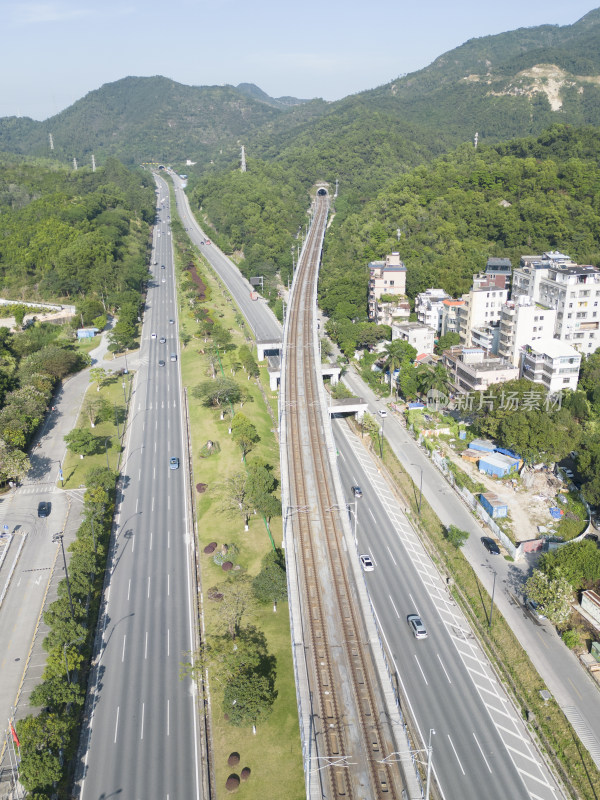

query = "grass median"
[173,214,304,798]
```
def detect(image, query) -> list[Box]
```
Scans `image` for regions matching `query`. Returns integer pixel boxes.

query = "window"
[389,281,394,286]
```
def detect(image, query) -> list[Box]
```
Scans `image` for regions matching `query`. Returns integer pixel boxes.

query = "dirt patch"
[443,443,567,542]
[186,261,207,301]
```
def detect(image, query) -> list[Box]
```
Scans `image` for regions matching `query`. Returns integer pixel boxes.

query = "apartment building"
[458,274,509,346]
[511,251,575,303]
[442,346,519,393]
[521,338,581,393]
[537,263,600,353]
[368,252,408,324]
[470,325,501,354]
[498,296,557,366]
[440,299,465,336]
[485,257,512,290]
[414,288,450,334]
[391,322,436,354]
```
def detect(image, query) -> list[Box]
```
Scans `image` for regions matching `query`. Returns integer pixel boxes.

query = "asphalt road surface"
[79,179,201,799]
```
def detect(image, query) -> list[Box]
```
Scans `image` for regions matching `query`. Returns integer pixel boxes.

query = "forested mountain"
[0,77,324,167]
[319,125,600,317]
[0,156,155,304]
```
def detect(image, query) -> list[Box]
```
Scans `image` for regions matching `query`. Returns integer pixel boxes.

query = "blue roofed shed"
[478,452,520,478]
[77,327,99,339]
[469,438,496,453]
[479,492,508,518]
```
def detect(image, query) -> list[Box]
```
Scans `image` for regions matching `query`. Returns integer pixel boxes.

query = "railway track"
[283,193,404,799]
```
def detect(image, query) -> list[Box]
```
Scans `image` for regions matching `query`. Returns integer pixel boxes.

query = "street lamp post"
[489,570,497,628]
[412,464,424,515]
[379,416,385,459]
[425,728,436,800]
[52,533,75,619]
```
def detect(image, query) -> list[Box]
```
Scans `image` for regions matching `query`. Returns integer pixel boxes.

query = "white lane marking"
[388,594,400,619]
[155,419,158,430]
[140,702,145,740]
[386,545,397,566]
[121,635,126,663]
[414,654,428,685]
[127,579,131,601]
[138,468,141,480]
[447,734,466,774]
[154,441,157,452]
[473,731,492,773]
[167,699,170,736]
[153,466,156,480]
[437,653,452,684]
[369,508,376,522]
[145,631,148,660]
[114,706,120,744]
[147,576,151,599]
[131,534,135,554]
[152,496,155,512]
[409,593,421,616]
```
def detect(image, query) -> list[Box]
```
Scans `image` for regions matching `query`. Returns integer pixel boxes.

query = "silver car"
[407,614,428,639]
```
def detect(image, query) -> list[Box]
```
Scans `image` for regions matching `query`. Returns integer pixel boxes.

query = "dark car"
[352,486,363,499]
[158,359,165,367]
[481,536,500,555]
[37,501,51,518]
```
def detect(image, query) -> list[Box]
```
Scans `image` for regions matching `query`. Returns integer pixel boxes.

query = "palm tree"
[417,362,453,397]
[380,340,417,396]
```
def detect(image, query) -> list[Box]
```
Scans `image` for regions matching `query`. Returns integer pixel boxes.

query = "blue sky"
[2,0,597,120]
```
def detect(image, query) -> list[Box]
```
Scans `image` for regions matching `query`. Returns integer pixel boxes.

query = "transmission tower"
[91,154,96,172]
[474,131,479,149]
[48,133,54,150]
[73,158,78,171]
[240,145,246,172]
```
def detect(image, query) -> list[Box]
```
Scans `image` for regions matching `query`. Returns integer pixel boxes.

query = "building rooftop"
[443,299,465,307]
[525,337,581,359]
[486,257,512,270]
[393,321,435,332]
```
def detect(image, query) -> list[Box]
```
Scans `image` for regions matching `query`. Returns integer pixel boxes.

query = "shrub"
[204,542,217,554]
[561,629,580,649]
[241,767,251,781]
[225,774,240,793]
[228,752,240,766]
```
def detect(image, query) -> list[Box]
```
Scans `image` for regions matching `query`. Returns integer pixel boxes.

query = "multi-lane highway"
[333,417,562,800]
[78,178,201,799]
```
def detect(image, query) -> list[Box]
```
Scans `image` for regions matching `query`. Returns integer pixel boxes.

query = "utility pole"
[474,131,479,149]
[91,154,96,172]
[240,145,246,172]
[48,133,54,151]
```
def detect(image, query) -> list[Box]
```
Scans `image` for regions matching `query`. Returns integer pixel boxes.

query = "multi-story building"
[368,252,408,325]
[414,288,450,334]
[458,274,509,346]
[485,257,512,290]
[391,321,435,355]
[520,338,581,393]
[498,296,557,366]
[537,263,600,353]
[511,251,575,302]
[442,346,519,393]
[440,299,465,336]
[470,325,501,354]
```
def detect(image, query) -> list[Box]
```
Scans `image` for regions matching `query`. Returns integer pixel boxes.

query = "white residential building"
[442,346,519,393]
[458,274,509,346]
[498,296,557,366]
[368,252,407,324]
[414,288,450,334]
[440,299,465,336]
[537,263,600,353]
[520,338,582,393]
[512,251,576,302]
[391,322,436,355]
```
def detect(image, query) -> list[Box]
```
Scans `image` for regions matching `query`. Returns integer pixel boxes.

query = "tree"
[417,362,453,397]
[524,569,573,625]
[83,396,110,428]
[219,471,254,531]
[89,367,109,392]
[538,540,600,591]
[231,413,260,459]
[223,670,277,728]
[380,340,417,396]
[444,525,469,548]
[216,577,255,640]
[17,713,67,793]
[397,359,419,401]
[0,441,30,483]
[434,331,460,355]
[253,549,288,604]
[193,377,241,408]
[13,306,26,329]
[64,428,101,457]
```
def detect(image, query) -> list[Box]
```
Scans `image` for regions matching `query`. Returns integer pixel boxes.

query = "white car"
[407,614,428,639]
[378,409,388,418]
[360,554,374,572]
[151,332,157,339]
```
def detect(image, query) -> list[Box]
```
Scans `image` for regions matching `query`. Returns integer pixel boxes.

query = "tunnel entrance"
[317,188,327,196]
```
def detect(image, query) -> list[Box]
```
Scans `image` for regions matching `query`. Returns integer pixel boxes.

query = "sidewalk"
[342,366,600,770]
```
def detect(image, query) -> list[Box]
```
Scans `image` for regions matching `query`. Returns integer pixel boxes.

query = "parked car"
[359,554,374,572]
[378,409,387,418]
[481,536,500,555]
[352,486,363,499]
[407,614,428,639]
[525,598,546,620]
